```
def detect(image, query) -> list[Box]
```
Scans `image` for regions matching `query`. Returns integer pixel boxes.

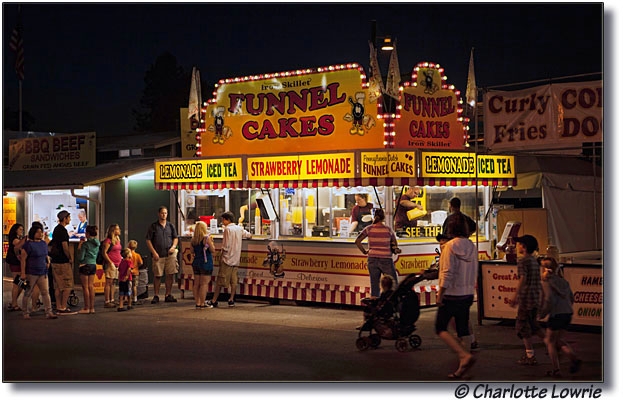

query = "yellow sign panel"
[248,153,355,181]
[180,108,198,158]
[155,158,243,183]
[421,151,515,179]
[361,151,416,178]
[394,64,467,150]
[3,196,17,235]
[8,132,96,171]
[199,65,385,156]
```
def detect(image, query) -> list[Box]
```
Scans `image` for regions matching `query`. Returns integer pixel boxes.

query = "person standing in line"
[20,225,58,320]
[102,224,123,308]
[117,248,134,311]
[539,257,582,377]
[15,222,44,312]
[355,208,400,298]
[394,186,424,230]
[348,193,374,234]
[76,225,99,314]
[7,223,27,311]
[206,211,251,308]
[191,221,215,309]
[442,197,477,239]
[49,210,77,315]
[435,213,478,379]
[146,206,179,304]
[127,240,143,305]
[510,234,544,366]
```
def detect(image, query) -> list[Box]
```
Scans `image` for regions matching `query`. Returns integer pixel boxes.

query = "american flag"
[9,11,24,81]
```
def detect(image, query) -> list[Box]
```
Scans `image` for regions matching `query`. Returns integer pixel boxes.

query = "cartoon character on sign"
[263,241,286,279]
[421,69,439,95]
[208,106,232,145]
[344,92,376,136]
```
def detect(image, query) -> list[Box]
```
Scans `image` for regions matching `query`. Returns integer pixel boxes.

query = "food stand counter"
[179,235,492,307]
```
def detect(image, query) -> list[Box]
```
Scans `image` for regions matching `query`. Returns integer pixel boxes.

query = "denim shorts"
[79,264,97,276]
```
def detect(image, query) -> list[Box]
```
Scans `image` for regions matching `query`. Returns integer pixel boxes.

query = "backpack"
[96,239,111,265]
[48,240,61,258]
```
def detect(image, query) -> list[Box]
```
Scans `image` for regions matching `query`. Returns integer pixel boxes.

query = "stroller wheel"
[370,334,381,348]
[409,334,422,349]
[67,290,79,307]
[356,337,371,351]
[395,338,409,352]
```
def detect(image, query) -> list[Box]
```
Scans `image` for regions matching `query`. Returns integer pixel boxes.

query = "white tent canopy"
[504,155,602,254]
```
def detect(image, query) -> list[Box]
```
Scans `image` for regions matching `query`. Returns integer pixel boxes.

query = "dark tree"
[133,52,187,133]
[3,106,36,131]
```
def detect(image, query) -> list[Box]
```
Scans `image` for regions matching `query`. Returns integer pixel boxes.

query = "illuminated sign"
[8,132,96,171]
[360,151,415,178]
[248,153,355,181]
[421,151,515,179]
[198,64,385,156]
[393,62,468,150]
[3,196,16,235]
[154,158,243,183]
[179,108,198,158]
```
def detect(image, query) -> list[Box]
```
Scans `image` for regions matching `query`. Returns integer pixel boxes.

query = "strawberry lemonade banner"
[248,153,355,181]
[394,62,468,150]
[484,80,602,151]
[198,64,385,156]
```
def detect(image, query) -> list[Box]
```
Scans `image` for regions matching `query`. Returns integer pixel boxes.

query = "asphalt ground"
[1,277,611,400]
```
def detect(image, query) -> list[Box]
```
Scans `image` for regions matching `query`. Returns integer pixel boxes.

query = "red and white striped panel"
[155,181,245,190]
[416,177,517,187]
[192,277,440,307]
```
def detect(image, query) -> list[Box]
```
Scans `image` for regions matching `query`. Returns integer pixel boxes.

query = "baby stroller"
[356,262,440,352]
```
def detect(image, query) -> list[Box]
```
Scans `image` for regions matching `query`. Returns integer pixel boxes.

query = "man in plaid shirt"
[510,234,544,365]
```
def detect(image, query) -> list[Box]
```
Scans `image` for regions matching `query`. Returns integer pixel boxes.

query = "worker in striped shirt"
[355,207,401,297]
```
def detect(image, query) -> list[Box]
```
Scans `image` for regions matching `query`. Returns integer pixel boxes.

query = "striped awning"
[416,177,517,187]
[155,177,516,190]
[155,181,245,191]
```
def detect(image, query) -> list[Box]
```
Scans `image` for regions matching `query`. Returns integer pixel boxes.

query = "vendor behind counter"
[349,193,374,234]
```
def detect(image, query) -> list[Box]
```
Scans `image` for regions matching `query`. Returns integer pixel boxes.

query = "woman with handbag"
[191,221,215,309]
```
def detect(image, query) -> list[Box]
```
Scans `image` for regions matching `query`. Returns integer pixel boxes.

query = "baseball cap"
[436,233,450,242]
[57,210,70,221]
[513,235,539,254]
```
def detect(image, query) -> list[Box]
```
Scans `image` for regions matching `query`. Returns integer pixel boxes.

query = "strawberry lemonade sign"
[198,64,385,156]
[394,62,468,150]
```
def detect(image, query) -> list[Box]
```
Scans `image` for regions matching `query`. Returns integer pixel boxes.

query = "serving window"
[179,185,488,242]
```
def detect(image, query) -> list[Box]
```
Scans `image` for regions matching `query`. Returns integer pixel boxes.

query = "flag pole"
[19,80,23,131]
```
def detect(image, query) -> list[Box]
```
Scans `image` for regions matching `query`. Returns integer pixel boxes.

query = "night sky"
[2,2,605,136]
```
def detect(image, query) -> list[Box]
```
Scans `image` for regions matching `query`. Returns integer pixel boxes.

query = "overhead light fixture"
[381,37,394,51]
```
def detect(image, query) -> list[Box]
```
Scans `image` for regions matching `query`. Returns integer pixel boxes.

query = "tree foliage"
[3,106,36,131]
[133,52,187,133]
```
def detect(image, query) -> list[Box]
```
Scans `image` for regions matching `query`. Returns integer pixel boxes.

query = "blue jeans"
[367,257,398,297]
